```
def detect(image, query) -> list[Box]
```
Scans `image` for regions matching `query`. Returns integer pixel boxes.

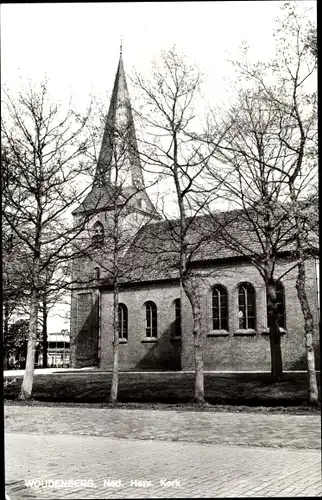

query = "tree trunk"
[194,326,205,403]
[296,261,319,405]
[289,184,319,405]
[110,284,119,404]
[266,278,283,381]
[20,256,40,399]
[42,296,48,368]
[3,301,10,370]
[20,290,38,399]
[183,278,205,403]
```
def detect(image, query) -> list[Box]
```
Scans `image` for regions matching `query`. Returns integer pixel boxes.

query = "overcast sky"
[1,2,316,109]
[1,1,316,333]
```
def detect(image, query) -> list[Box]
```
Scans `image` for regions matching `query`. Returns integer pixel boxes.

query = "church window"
[267,281,286,330]
[93,267,100,281]
[174,298,181,337]
[212,285,228,331]
[92,221,104,248]
[145,301,157,338]
[238,282,256,330]
[118,303,128,340]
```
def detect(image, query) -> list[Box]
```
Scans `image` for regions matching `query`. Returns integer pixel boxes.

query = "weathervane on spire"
[120,35,123,55]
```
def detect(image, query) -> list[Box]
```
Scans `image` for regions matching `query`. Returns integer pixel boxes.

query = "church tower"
[95,46,145,190]
[70,49,160,368]
[73,47,159,220]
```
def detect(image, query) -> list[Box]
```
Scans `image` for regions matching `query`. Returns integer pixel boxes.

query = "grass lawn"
[4,371,321,411]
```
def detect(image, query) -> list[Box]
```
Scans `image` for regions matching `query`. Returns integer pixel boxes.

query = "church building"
[70,51,320,372]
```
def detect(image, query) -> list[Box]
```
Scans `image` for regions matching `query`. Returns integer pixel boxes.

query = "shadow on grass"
[4,372,321,410]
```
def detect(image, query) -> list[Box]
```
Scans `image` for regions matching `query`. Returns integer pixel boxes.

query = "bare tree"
[132,48,223,403]
[206,2,318,394]
[89,177,159,404]
[275,3,318,404]
[71,72,160,403]
[2,149,33,331]
[2,228,32,369]
[241,2,318,402]
[38,260,72,368]
[3,216,73,370]
[3,231,31,325]
[205,86,298,381]
[2,80,93,399]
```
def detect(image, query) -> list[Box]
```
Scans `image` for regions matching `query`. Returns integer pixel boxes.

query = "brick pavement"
[5,433,321,499]
[5,405,321,498]
[4,404,321,449]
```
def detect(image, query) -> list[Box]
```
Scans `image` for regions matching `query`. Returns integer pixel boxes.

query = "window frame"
[173,298,181,338]
[92,221,104,248]
[93,267,100,281]
[212,285,229,332]
[118,303,128,341]
[237,282,256,331]
[145,301,157,338]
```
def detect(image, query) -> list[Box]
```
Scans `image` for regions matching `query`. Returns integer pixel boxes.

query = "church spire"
[95,50,144,190]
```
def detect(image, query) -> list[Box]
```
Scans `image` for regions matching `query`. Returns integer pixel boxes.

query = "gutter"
[98,277,180,290]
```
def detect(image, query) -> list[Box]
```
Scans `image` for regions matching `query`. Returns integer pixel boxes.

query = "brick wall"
[70,209,131,368]
[71,246,319,371]
[70,201,162,368]
[99,282,181,370]
[181,257,320,371]
[70,289,99,368]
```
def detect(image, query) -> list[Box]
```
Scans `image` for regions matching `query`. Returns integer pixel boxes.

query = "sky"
[2,1,316,109]
[1,1,316,332]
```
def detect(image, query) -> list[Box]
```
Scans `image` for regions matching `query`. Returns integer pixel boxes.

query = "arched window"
[174,298,181,337]
[238,282,256,330]
[93,267,100,281]
[118,303,128,340]
[267,281,286,329]
[212,285,228,331]
[145,301,157,338]
[92,221,104,248]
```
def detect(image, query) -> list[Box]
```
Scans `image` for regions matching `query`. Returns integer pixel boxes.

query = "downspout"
[97,287,101,366]
[315,257,319,325]
[94,268,101,367]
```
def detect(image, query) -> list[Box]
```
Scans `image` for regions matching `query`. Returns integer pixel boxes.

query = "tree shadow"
[288,342,320,371]
[135,322,181,370]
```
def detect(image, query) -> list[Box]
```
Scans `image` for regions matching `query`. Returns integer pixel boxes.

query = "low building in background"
[38,330,70,368]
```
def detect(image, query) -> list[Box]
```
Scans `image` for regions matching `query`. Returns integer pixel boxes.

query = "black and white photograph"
[2,1,320,499]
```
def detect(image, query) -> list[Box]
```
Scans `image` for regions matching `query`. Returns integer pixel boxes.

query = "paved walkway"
[5,433,322,499]
[4,405,321,449]
[5,405,321,499]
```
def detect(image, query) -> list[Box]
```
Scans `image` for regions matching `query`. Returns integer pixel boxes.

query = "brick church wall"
[181,257,320,371]
[69,51,319,373]
[70,289,99,368]
[99,282,182,370]
[71,255,319,371]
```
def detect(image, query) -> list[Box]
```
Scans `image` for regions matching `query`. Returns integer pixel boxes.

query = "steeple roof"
[73,51,160,219]
[94,53,144,189]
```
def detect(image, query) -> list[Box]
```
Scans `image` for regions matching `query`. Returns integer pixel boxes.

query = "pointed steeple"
[95,52,144,190]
